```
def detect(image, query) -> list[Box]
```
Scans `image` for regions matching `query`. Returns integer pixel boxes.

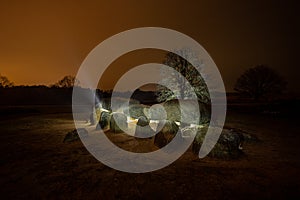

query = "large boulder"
[136,115,149,126]
[96,111,111,131]
[192,126,244,159]
[110,112,128,133]
[95,107,102,123]
[123,104,149,119]
[144,104,167,120]
[135,116,155,138]
[154,120,179,148]
[63,128,88,143]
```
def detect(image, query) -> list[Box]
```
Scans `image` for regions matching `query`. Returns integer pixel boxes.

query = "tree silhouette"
[52,75,79,88]
[156,49,210,103]
[0,74,14,88]
[234,65,286,100]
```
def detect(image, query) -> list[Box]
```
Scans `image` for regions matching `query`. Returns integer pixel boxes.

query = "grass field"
[0,106,299,199]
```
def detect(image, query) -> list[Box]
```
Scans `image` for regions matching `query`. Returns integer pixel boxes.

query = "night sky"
[0,0,298,92]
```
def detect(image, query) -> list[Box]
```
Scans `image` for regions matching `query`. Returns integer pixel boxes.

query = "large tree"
[156,49,210,104]
[0,74,14,88]
[234,65,286,100]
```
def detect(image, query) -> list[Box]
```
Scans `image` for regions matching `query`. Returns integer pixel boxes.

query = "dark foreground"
[0,108,299,199]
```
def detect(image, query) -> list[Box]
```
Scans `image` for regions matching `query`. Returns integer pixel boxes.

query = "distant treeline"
[0,86,74,105]
[0,86,158,106]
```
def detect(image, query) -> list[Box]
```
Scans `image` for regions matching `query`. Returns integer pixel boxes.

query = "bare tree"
[0,74,14,88]
[156,49,210,103]
[52,75,79,88]
[234,65,286,100]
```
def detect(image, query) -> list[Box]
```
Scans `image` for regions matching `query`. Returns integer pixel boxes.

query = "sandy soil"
[0,111,299,199]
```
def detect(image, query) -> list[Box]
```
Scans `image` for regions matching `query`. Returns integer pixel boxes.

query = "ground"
[0,106,299,199]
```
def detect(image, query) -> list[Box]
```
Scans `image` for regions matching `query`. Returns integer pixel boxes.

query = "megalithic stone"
[154,120,179,148]
[96,111,111,131]
[110,112,128,133]
[135,116,155,138]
